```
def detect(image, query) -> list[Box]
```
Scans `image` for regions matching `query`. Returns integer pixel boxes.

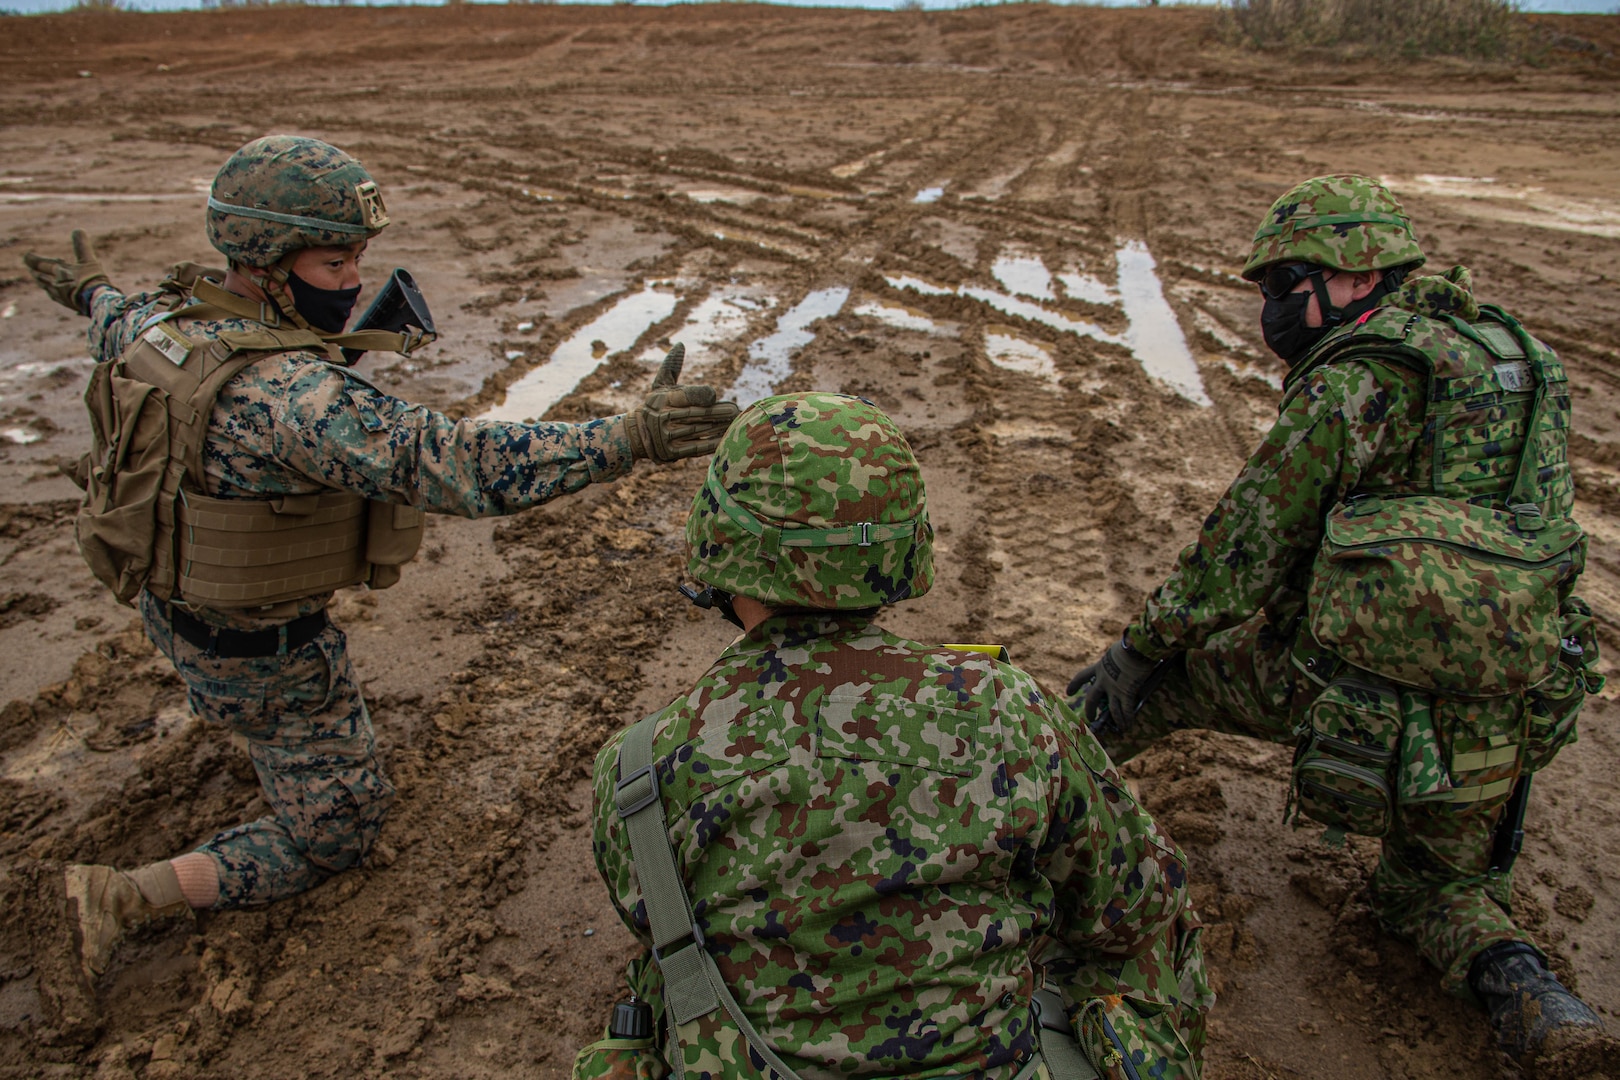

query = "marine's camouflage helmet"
[1242,174,1426,281]
[207,136,390,269]
[686,392,933,610]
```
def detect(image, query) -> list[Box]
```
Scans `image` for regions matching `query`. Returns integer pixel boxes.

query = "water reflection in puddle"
[732,287,850,406]
[1396,174,1620,238]
[636,286,775,378]
[1192,309,1255,356]
[711,228,814,260]
[959,286,1125,348]
[0,192,195,203]
[1056,271,1117,307]
[481,284,679,422]
[680,185,766,206]
[992,253,1055,301]
[1116,241,1210,407]
[1218,360,1283,391]
[850,299,951,335]
[985,329,1058,388]
[887,239,1212,405]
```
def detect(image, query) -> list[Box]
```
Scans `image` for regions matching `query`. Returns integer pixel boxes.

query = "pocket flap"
[1324,496,1583,566]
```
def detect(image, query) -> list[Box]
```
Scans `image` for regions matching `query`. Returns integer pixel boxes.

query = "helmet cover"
[686,392,933,609]
[1243,173,1426,281]
[207,135,390,269]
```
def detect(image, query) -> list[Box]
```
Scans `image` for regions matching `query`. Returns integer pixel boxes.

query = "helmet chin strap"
[1308,266,1401,329]
[1308,269,1346,329]
[230,256,316,333]
[266,251,318,333]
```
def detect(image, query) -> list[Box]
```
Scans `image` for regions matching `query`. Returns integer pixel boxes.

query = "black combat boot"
[1469,941,1616,1075]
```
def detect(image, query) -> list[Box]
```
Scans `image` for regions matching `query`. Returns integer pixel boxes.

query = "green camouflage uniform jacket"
[1106,268,1594,995]
[584,614,1210,1080]
[1126,268,1490,660]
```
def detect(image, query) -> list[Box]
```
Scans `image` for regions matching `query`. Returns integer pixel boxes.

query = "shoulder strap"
[1490,309,1555,529]
[183,277,427,365]
[613,715,809,1080]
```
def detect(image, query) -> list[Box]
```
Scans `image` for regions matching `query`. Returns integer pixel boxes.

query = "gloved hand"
[1067,635,1157,726]
[23,229,110,315]
[626,343,740,463]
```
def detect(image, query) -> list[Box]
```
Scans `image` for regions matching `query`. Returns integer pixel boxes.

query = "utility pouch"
[363,500,426,590]
[76,362,173,605]
[1433,695,1524,808]
[1290,673,1402,838]
[1306,494,1584,697]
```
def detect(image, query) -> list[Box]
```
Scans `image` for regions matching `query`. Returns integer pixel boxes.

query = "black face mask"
[287,270,362,334]
[1261,290,1333,365]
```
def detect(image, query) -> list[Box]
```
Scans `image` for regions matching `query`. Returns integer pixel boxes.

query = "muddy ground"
[1,4,1619,1077]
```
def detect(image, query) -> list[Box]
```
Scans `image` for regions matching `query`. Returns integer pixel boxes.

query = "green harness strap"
[615,713,806,1080]
[613,713,1099,1080]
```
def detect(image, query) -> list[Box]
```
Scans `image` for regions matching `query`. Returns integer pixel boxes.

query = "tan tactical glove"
[626,344,740,463]
[23,229,110,315]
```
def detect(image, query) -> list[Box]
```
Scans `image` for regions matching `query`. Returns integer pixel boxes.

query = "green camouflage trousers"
[1098,610,1523,996]
[140,592,394,908]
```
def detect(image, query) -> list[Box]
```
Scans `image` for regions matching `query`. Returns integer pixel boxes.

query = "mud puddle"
[481,284,679,423]
[732,286,850,406]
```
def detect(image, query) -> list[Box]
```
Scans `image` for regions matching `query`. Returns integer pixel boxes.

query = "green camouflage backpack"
[1299,301,1583,700]
[685,392,932,609]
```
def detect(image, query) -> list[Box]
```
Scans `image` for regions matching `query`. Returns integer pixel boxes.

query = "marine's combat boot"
[62,862,191,983]
[1469,941,1617,1075]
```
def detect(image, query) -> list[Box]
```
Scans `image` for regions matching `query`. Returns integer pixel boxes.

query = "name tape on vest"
[1494,361,1532,393]
[144,324,192,367]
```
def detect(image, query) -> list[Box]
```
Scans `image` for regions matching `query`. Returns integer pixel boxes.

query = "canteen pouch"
[1291,673,1402,838]
[1306,494,1584,698]
[570,1038,667,1080]
[1523,662,1584,774]
[1520,596,1604,774]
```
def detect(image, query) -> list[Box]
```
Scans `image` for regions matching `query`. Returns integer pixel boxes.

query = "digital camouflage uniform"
[1101,245,1595,997]
[26,136,735,1007]
[83,281,634,906]
[578,393,1211,1080]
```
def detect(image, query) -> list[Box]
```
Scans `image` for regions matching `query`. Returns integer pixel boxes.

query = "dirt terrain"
[1,4,1619,1077]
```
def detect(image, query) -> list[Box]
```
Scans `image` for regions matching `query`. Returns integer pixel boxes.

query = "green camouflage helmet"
[687,392,933,609]
[1242,174,1425,281]
[207,136,390,269]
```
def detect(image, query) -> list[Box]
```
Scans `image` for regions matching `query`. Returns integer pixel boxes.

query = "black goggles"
[1258,262,1327,301]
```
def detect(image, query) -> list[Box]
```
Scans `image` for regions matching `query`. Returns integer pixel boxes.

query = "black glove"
[1067,635,1157,725]
[23,229,110,315]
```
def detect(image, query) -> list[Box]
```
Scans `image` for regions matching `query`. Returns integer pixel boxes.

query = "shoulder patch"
[1473,321,1528,360]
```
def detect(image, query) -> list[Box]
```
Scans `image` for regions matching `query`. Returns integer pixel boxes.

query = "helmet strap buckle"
[677,584,744,630]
